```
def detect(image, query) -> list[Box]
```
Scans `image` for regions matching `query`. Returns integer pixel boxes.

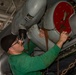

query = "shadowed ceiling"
[0,0,26,31]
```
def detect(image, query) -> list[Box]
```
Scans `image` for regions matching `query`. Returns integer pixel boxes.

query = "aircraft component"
[43,1,75,43]
[69,14,76,35]
[27,24,54,51]
[11,0,47,35]
[0,25,12,75]
[0,52,12,75]
[18,29,27,42]
[1,0,76,75]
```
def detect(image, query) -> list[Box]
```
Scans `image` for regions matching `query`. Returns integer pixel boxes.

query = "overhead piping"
[3,0,16,29]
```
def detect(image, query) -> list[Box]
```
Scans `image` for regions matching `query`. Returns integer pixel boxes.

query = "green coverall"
[8,41,61,75]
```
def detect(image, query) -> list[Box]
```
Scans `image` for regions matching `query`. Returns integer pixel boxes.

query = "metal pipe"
[6,3,13,13]
[3,0,17,29]
[0,14,13,19]
[12,0,16,8]
[3,8,16,29]
[0,18,12,23]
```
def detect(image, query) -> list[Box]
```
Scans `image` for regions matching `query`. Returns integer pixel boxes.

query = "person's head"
[1,34,24,54]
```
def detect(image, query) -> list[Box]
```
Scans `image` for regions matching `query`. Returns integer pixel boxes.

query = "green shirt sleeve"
[24,40,37,55]
[19,45,61,73]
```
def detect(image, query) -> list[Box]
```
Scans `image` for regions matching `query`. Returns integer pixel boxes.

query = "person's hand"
[39,29,45,38]
[59,31,69,43]
[57,31,69,48]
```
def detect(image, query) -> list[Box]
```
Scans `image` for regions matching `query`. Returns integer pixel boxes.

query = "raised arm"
[17,31,69,73]
[57,31,68,48]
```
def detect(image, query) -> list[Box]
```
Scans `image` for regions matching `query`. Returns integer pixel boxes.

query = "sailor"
[0,29,68,75]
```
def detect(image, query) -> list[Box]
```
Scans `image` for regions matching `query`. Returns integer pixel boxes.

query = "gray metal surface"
[74,0,76,2]
[69,14,76,35]
[43,1,73,43]
[0,0,76,75]
[11,0,47,35]
[27,24,55,51]
[48,30,60,43]
[0,25,12,75]
[0,52,12,75]
[43,1,63,43]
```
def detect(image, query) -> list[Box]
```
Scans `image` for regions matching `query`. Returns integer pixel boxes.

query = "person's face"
[11,38,24,53]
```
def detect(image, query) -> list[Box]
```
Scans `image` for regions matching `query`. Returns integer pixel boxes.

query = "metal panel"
[27,24,54,51]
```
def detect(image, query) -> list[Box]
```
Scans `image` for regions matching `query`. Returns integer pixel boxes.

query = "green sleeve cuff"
[53,44,61,51]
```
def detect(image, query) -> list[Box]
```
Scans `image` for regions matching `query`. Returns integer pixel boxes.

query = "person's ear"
[8,47,11,51]
[7,47,11,53]
[8,47,14,53]
[9,47,14,51]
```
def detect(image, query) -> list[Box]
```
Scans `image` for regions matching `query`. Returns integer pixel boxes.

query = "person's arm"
[16,44,60,73]
[57,31,68,48]
[24,40,37,55]
[17,31,69,73]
